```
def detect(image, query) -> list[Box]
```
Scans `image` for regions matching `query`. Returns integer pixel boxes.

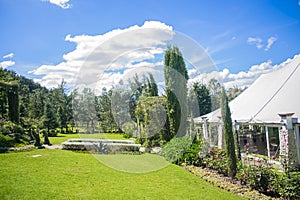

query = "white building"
[194,54,300,168]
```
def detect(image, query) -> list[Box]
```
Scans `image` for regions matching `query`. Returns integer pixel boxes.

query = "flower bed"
[184,165,275,200]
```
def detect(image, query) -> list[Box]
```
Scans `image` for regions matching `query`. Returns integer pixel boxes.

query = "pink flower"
[272,155,276,160]
[243,173,248,179]
[245,143,250,147]
[208,147,213,154]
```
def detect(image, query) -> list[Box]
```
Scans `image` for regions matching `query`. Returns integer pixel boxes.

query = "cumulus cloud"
[1,53,15,69]
[264,36,277,51]
[3,53,14,59]
[33,20,285,91]
[188,54,300,89]
[247,37,263,49]
[0,60,15,69]
[247,36,277,51]
[31,21,174,89]
[46,0,71,9]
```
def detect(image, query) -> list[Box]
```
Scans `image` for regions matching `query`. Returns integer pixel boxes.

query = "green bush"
[161,136,192,163]
[48,129,57,137]
[237,165,300,199]
[123,130,133,139]
[161,136,201,165]
[201,147,228,175]
[180,140,201,166]
[281,172,300,199]
[242,166,272,192]
[0,134,15,147]
[0,121,28,145]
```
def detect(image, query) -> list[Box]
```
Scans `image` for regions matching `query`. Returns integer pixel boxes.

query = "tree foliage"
[221,87,237,178]
[43,102,57,134]
[189,82,211,117]
[135,96,170,147]
[164,46,188,137]
[0,80,19,124]
[208,79,222,111]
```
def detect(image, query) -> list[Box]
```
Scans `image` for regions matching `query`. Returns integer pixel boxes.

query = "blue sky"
[0,0,300,89]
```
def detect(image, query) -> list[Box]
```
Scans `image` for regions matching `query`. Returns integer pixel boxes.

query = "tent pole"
[265,126,271,161]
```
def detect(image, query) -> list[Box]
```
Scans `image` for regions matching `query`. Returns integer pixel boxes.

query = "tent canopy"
[194,55,300,124]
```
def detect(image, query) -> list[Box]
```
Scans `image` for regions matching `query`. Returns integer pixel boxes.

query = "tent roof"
[194,55,300,124]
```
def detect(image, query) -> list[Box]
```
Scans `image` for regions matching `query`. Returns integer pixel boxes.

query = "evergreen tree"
[43,102,57,135]
[28,89,45,119]
[57,106,67,133]
[209,79,222,111]
[111,82,131,133]
[128,74,144,123]
[190,82,211,117]
[148,73,158,96]
[6,81,19,124]
[96,88,118,133]
[19,85,30,125]
[221,87,237,178]
[164,45,188,137]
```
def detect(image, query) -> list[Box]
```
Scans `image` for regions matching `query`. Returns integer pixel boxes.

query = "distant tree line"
[0,47,244,147]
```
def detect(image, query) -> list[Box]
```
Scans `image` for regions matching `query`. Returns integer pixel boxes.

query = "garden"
[1,46,300,200]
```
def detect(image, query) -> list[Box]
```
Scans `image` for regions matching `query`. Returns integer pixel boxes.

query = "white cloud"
[264,36,277,51]
[47,0,71,9]
[188,54,300,89]
[247,36,277,51]
[247,37,263,49]
[3,53,14,59]
[33,20,285,91]
[298,0,300,6]
[0,60,15,69]
[31,21,174,89]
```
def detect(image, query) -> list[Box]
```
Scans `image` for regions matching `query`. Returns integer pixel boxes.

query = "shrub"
[161,136,192,163]
[281,172,300,199]
[161,136,202,166]
[48,129,57,137]
[180,140,201,166]
[237,165,300,199]
[0,134,15,147]
[123,130,133,139]
[0,121,28,145]
[242,166,272,192]
[202,147,228,175]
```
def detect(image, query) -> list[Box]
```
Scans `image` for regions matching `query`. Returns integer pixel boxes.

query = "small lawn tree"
[42,102,56,145]
[221,87,237,178]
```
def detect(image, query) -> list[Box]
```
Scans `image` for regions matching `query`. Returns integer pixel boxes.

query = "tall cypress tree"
[148,73,158,96]
[164,46,188,138]
[57,106,67,133]
[2,81,20,124]
[43,102,57,135]
[221,87,237,178]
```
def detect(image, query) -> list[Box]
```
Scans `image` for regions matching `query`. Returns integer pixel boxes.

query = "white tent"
[194,54,300,124]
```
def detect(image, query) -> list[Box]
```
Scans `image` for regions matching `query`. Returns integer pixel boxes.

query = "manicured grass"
[0,149,244,200]
[95,153,170,173]
[49,133,126,145]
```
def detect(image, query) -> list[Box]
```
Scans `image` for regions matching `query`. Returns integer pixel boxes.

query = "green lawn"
[0,149,244,200]
[49,133,126,145]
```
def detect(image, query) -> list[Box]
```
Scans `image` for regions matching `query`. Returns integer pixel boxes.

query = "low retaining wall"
[62,139,140,154]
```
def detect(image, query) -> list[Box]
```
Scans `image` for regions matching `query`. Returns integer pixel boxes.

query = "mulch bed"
[182,165,279,200]
[0,145,36,152]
